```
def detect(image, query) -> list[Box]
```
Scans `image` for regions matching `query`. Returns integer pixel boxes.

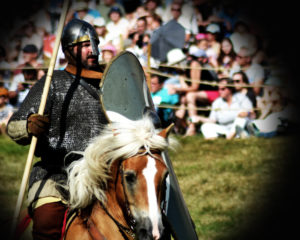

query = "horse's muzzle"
[136,217,164,240]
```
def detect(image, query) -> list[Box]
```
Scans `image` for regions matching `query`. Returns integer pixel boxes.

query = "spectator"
[106,6,130,51]
[96,0,126,23]
[128,16,148,49]
[100,43,117,64]
[205,23,222,68]
[232,71,257,108]
[9,63,39,107]
[193,0,220,33]
[14,44,45,80]
[143,0,164,16]
[150,74,179,127]
[247,76,298,137]
[0,87,14,134]
[164,0,198,42]
[17,21,44,64]
[93,17,111,48]
[256,76,285,120]
[190,78,253,139]
[184,46,220,136]
[193,35,209,57]
[230,46,265,96]
[217,37,236,77]
[124,32,143,57]
[68,0,101,25]
[161,48,187,133]
[136,33,159,68]
[146,12,163,34]
[229,20,258,56]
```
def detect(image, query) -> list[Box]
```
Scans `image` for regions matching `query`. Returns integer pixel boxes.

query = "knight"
[7,18,108,239]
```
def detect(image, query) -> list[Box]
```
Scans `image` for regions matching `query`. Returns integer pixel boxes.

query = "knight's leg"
[32,201,67,240]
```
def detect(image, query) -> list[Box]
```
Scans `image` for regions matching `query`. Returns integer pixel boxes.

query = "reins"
[98,199,136,240]
[85,148,166,240]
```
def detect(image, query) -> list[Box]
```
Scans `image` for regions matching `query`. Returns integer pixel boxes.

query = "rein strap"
[99,202,135,240]
[86,217,107,240]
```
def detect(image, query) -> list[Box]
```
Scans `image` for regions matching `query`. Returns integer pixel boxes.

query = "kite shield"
[100,51,198,240]
[100,51,153,121]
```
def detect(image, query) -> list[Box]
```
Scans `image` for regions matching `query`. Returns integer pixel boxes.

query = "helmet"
[61,19,99,56]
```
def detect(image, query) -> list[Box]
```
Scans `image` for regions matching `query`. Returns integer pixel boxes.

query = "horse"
[63,113,177,240]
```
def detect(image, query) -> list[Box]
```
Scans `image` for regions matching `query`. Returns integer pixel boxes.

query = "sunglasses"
[219,87,227,91]
[171,8,181,12]
[233,79,241,83]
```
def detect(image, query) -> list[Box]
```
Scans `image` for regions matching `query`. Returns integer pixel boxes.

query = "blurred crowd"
[0,0,298,138]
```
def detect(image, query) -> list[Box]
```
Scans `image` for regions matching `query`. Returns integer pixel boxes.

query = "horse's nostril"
[137,228,152,240]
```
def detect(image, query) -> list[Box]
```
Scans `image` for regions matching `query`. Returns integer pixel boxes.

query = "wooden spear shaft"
[10,0,70,236]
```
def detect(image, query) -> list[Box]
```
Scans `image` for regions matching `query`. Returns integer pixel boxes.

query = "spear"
[10,0,70,236]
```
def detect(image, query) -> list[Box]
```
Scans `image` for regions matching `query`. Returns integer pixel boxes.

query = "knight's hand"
[27,114,50,137]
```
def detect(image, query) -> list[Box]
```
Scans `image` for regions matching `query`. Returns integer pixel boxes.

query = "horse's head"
[66,114,177,239]
[114,126,173,240]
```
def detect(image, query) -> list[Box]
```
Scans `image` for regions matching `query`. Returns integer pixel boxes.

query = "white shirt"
[106,18,129,47]
[209,92,253,126]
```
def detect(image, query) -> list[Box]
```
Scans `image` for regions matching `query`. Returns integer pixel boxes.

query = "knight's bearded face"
[66,41,99,69]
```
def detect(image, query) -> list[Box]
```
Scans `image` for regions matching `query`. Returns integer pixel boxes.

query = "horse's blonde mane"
[66,114,177,209]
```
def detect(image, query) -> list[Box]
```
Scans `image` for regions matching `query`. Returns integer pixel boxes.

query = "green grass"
[0,133,297,239]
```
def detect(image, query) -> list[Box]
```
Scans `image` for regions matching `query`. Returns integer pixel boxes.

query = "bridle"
[97,148,167,240]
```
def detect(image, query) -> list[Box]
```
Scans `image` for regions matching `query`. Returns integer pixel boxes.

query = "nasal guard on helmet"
[61,19,100,56]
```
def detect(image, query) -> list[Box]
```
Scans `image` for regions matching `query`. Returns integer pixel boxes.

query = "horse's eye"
[125,172,136,185]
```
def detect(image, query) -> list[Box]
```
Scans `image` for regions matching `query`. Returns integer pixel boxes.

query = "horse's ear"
[158,123,174,139]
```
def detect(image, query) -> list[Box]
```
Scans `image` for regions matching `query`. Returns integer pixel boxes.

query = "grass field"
[0,133,299,239]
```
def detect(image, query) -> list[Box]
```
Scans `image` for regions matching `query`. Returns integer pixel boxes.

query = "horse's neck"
[104,190,128,227]
[87,191,130,238]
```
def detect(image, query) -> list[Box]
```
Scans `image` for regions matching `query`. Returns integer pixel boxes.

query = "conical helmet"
[61,18,99,56]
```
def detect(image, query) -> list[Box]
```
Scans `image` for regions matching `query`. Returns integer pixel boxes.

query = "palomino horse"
[64,114,177,240]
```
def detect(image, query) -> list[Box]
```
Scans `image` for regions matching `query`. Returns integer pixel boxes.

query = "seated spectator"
[232,71,257,108]
[205,23,222,68]
[161,48,187,133]
[17,21,44,64]
[150,74,179,127]
[124,32,143,57]
[127,16,148,48]
[143,0,164,16]
[96,0,126,23]
[9,63,38,107]
[68,1,101,25]
[247,76,298,137]
[217,37,236,77]
[93,17,111,48]
[106,6,130,51]
[229,20,258,56]
[0,87,14,134]
[137,33,159,69]
[14,44,45,80]
[184,46,220,136]
[190,78,253,139]
[230,46,265,97]
[144,10,163,35]
[164,0,198,42]
[256,76,283,120]
[100,43,117,64]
